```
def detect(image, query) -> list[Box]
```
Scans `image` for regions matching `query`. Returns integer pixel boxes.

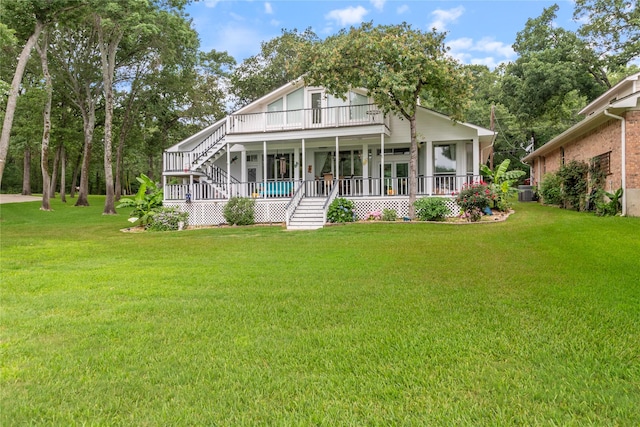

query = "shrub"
[455,181,496,221]
[596,188,623,216]
[382,208,397,222]
[557,160,588,210]
[480,159,526,211]
[117,173,163,226]
[147,207,189,231]
[327,198,356,223]
[540,173,563,206]
[414,197,450,221]
[223,197,255,225]
[366,210,382,220]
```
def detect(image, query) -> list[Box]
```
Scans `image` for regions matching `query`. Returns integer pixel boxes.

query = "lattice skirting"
[165,200,288,226]
[352,197,459,220]
[166,196,459,226]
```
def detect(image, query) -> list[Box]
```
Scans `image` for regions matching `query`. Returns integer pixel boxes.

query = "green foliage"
[557,160,589,210]
[327,197,355,223]
[596,188,624,216]
[455,181,497,221]
[147,206,188,231]
[413,197,450,221]
[481,159,526,211]
[540,173,563,205]
[381,208,397,222]
[223,197,255,226]
[116,173,163,225]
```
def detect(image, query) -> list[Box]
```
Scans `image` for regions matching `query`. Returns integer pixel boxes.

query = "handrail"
[322,180,340,224]
[284,181,306,227]
[190,122,227,167]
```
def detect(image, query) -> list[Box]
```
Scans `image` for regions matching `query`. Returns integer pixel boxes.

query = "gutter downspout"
[604,109,626,216]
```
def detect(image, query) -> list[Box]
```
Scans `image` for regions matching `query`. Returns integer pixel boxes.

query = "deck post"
[302,138,306,184]
[335,136,339,180]
[380,133,385,196]
[226,140,231,199]
[426,140,433,196]
[362,143,369,196]
[241,148,247,197]
[263,141,267,199]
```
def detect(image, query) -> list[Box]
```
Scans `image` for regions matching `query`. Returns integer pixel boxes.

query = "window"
[592,151,611,175]
[466,143,473,175]
[561,147,565,165]
[434,144,457,174]
[267,98,284,126]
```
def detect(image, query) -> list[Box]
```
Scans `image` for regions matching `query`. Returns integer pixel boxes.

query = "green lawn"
[1,197,639,425]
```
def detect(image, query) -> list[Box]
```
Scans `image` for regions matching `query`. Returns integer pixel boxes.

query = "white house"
[163,79,496,229]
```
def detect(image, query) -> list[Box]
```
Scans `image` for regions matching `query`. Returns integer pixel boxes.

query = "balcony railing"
[165,175,481,201]
[228,104,387,134]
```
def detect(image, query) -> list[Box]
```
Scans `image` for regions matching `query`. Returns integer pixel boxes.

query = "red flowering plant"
[455,181,498,222]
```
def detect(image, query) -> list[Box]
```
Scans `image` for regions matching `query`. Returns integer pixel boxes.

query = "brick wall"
[533,109,640,215]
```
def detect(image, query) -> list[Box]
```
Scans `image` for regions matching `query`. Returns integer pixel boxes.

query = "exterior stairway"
[287,198,326,230]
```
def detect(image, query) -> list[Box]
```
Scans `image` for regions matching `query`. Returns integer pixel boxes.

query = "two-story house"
[163,79,496,229]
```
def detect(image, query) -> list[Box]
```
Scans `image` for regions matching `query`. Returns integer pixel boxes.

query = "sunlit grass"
[1,197,639,425]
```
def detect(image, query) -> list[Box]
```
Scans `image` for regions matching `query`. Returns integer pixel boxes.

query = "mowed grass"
[1,197,639,425]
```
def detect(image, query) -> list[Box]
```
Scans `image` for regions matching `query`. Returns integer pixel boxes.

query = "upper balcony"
[227,104,388,134]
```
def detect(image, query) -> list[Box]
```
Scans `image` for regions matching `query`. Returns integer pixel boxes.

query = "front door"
[384,162,409,195]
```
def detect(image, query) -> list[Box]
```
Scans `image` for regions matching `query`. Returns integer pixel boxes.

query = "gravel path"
[0,194,41,204]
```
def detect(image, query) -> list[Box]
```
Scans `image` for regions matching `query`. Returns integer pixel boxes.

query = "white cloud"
[370,0,386,12]
[428,6,465,32]
[264,2,273,15]
[203,0,220,8]
[447,36,515,69]
[397,4,409,15]
[325,6,369,27]
[229,12,245,21]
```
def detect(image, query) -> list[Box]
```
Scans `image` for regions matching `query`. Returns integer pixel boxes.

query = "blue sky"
[185,0,579,69]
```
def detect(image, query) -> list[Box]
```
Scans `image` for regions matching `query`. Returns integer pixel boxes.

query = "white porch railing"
[228,104,387,134]
[164,175,482,201]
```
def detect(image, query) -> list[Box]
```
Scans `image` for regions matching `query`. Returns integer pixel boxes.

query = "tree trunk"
[408,113,418,219]
[60,144,67,203]
[37,30,53,212]
[0,21,44,188]
[75,104,94,207]
[96,16,121,215]
[70,153,81,198]
[22,146,32,195]
[50,143,62,199]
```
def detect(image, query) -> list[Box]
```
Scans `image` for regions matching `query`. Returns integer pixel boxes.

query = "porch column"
[335,136,339,178]
[426,140,433,196]
[263,141,267,198]
[189,174,194,201]
[362,143,369,196]
[302,139,306,181]
[241,148,247,197]
[294,146,300,182]
[226,141,231,199]
[380,133,385,196]
[472,137,480,178]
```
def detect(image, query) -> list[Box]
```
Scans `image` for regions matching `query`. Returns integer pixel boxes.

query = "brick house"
[523,72,640,216]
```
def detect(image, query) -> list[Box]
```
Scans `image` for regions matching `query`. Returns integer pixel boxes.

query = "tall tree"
[0,0,78,188]
[35,29,53,210]
[298,22,471,218]
[574,0,640,68]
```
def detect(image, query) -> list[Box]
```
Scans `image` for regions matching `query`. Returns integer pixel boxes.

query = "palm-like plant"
[480,159,526,211]
[117,174,164,225]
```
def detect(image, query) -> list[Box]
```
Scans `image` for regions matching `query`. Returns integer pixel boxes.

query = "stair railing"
[285,180,306,227]
[322,179,340,225]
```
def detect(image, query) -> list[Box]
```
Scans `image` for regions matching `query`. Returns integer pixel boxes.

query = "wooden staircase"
[287,198,326,230]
